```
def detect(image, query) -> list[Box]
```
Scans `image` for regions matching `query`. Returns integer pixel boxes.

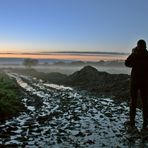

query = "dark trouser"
[130,81,148,128]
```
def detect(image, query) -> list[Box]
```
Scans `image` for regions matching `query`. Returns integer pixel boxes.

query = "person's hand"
[132,47,138,53]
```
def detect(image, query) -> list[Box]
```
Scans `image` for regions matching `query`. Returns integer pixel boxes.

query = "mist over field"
[0,59,131,75]
[0,52,130,75]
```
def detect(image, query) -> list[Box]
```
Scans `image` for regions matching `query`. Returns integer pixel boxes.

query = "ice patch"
[44,83,73,91]
[27,106,35,111]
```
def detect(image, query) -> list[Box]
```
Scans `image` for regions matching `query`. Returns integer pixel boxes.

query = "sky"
[0,0,148,54]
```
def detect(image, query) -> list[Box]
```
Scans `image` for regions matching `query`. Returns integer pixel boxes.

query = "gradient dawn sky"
[0,0,148,53]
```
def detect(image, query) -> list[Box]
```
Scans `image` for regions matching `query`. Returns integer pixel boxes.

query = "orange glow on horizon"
[0,53,127,61]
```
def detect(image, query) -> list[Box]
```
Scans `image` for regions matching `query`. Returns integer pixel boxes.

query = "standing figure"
[125,39,148,130]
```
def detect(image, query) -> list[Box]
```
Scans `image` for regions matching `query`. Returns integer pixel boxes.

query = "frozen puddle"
[0,73,147,147]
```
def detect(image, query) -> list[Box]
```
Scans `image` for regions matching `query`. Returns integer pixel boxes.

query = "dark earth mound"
[66,65,130,100]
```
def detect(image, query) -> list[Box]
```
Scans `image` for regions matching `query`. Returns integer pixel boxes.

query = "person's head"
[137,39,146,50]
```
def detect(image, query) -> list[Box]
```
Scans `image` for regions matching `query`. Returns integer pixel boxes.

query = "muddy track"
[0,73,147,147]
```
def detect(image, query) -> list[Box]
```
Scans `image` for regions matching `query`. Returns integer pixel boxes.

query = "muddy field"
[0,72,147,147]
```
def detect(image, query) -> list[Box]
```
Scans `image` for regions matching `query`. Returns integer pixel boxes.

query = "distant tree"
[43,62,49,65]
[23,58,39,68]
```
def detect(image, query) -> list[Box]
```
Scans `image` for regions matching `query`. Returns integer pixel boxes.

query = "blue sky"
[0,0,148,53]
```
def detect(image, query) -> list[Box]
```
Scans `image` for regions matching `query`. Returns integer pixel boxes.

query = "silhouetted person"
[125,39,148,130]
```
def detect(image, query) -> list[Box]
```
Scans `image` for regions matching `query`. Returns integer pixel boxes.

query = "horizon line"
[0,51,129,55]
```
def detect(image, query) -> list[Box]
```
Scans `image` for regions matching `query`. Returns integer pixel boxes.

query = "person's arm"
[125,53,136,68]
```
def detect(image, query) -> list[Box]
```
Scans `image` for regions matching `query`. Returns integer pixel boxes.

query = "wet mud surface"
[0,73,148,147]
